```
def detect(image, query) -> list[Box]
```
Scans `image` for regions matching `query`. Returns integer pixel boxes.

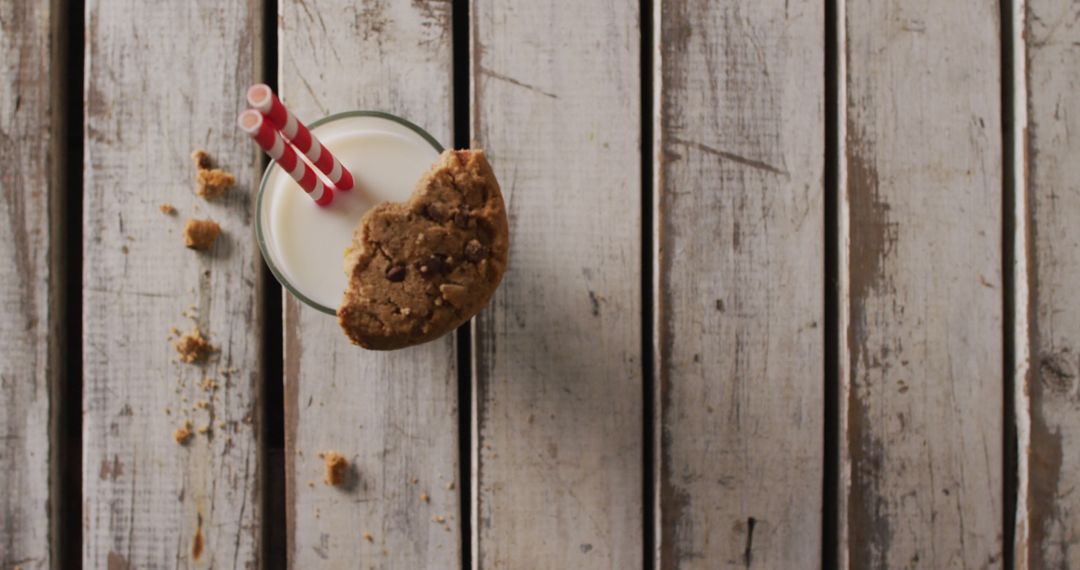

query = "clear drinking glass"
[255,111,443,314]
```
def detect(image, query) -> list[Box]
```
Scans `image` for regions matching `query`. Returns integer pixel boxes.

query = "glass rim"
[255,110,445,315]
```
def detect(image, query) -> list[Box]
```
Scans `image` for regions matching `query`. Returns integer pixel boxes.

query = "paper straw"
[247,84,355,191]
[237,109,332,206]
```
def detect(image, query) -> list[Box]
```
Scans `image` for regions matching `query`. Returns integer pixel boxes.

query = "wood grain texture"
[655,0,825,567]
[82,1,264,567]
[839,0,1004,568]
[278,1,460,567]
[0,1,54,568]
[470,0,642,567]
[1022,0,1080,566]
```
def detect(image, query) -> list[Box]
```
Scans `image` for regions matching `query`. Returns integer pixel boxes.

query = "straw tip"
[237,109,263,132]
[247,84,273,109]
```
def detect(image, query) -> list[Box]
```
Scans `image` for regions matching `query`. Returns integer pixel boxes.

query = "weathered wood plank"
[0,1,55,568]
[838,0,1004,567]
[655,0,825,567]
[1020,0,1080,566]
[82,1,264,567]
[470,0,642,567]
[1009,0,1032,565]
[278,1,460,567]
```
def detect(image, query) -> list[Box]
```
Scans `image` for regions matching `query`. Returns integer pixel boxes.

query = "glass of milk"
[256,111,443,314]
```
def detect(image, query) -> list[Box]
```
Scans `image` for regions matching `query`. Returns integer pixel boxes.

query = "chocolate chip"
[386,265,407,282]
[422,202,448,222]
[453,211,470,228]
[474,218,497,243]
[418,255,448,276]
[464,240,489,262]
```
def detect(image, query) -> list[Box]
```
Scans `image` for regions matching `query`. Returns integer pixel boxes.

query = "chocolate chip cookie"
[337,149,509,350]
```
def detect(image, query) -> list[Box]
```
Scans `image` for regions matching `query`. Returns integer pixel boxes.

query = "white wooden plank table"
[0,2,59,568]
[655,0,825,566]
[470,0,642,568]
[82,1,265,567]
[838,1,1005,567]
[278,0,460,567]
[1,0,1078,569]
[1017,0,1080,567]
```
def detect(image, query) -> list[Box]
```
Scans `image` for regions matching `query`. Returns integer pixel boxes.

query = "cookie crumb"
[200,377,218,391]
[363,532,374,542]
[431,515,445,523]
[174,328,216,363]
[191,149,214,170]
[411,477,419,485]
[197,425,210,434]
[191,149,235,200]
[196,168,236,200]
[173,421,193,445]
[183,219,221,250]
[160,203,177,215]
[194,400,209,410]
[323,451,348,486]
[307,481,315,488]
[420,492,429,503]
[446,482,455,490]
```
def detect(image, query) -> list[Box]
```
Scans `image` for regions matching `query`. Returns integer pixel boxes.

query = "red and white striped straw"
[237,109,333,206]
[247,84,355,191]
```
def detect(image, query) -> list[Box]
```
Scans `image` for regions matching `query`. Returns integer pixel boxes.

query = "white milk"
[257,114,441,312]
